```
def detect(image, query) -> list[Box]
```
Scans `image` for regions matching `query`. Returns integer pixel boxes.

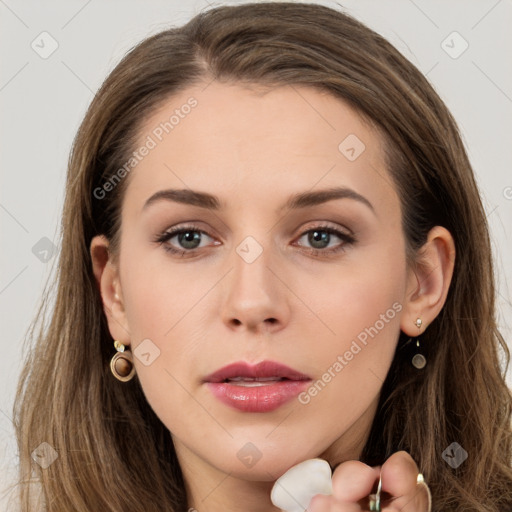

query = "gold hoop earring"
[110,340,136,382]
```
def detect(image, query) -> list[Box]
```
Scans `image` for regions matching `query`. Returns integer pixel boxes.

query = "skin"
[91,82,455,511]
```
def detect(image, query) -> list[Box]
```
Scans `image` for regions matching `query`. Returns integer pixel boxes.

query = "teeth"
[225,377,285,386]
[228,377,284,382]
[229,381,277,387]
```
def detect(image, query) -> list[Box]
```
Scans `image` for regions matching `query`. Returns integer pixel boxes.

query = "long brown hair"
[11,2,512,511]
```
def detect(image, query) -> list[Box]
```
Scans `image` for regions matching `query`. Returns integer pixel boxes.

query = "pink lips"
[203,361,312,413]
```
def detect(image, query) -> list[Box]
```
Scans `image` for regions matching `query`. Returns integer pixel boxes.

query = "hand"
[308,451,431,511]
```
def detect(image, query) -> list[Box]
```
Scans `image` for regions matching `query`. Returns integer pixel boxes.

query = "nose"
[221,238,291,335]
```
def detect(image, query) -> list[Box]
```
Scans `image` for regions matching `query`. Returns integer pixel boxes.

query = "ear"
[90,234,131,346]
[401,226,456,336]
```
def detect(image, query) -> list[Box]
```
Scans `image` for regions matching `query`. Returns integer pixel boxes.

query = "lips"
[203,360,312,384]
[203,361,312,413]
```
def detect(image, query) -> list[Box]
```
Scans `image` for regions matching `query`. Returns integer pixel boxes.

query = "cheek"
[299,244,406,401]
[292,269,404,441]
[117,246,217,413]
[314,248,405,345]
[120,246,209,340]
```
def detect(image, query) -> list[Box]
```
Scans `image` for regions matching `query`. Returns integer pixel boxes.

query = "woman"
[11,2,512,511]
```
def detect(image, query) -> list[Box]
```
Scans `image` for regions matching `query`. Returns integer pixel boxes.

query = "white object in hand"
[270,458,333,512]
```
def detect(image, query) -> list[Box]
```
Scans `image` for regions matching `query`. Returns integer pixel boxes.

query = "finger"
[380,451,419,499]
[308,494,331,512]
[380,483,430,512]
[331,504,362,512]
[309,494,361,512]
[411,481,431,512]
[331,460,381,502]
[380,451,431,512]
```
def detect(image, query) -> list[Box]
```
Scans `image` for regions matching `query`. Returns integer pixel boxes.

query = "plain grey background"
[1,0,511,508]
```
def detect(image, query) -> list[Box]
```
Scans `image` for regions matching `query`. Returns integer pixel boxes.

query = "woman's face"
[104,82,416,480]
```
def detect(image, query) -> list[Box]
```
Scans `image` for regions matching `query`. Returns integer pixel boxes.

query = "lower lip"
[205,380,311,412]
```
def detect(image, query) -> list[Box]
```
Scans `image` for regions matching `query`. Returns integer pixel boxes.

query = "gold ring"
[368,474,382,511]
[416,472,432,512]
[368,473,430,511]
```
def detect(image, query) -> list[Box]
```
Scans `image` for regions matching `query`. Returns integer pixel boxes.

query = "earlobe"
[90,235,131,345]
[400,226,456,336]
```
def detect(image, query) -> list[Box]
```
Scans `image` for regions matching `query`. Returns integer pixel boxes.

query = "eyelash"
[153,223,356,258]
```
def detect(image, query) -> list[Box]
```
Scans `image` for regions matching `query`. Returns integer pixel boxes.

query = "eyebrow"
[142,186,375,214]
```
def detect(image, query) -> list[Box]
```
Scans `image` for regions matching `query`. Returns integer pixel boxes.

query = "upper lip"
[203,360,312,383]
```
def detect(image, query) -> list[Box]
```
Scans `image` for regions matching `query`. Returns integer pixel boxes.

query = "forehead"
[122,81,399,219]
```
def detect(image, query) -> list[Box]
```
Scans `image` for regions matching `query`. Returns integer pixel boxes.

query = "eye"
[294,225,356,256]
[154,224,219,256]
[153,222,356,258]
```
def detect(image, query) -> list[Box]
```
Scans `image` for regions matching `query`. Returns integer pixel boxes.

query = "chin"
[210,440,321,481]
